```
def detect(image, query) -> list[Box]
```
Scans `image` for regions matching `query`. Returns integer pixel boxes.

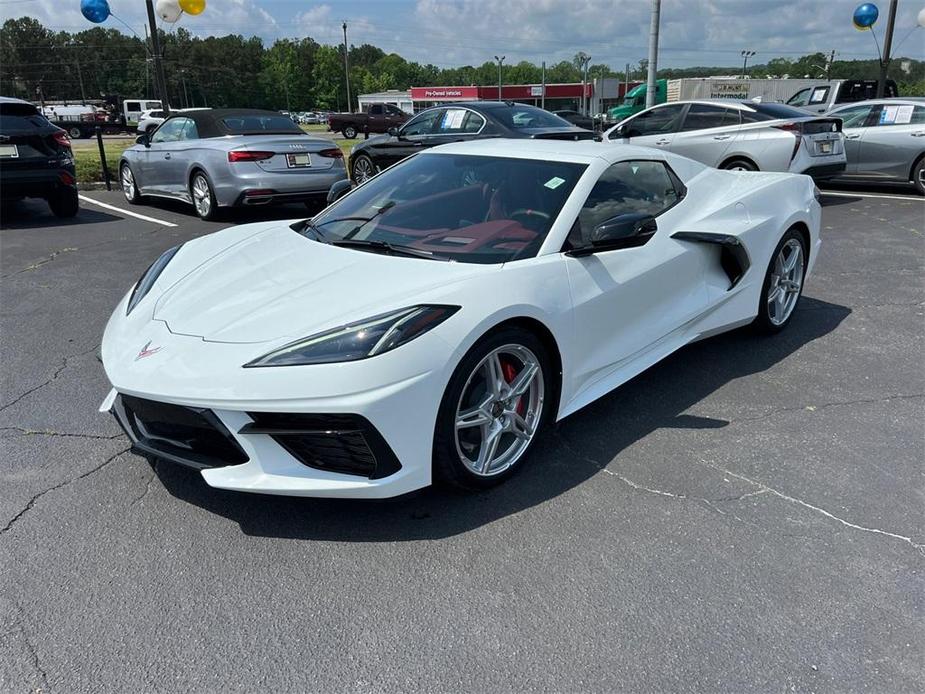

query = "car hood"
[152,223,494,344]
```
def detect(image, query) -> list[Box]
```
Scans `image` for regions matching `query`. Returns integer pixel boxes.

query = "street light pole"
[342,21,351,112]
[876,0,899,97]
[645,0,661,108]
[144,0,170,115]
[741,50,756,78]
[494,55,505,101]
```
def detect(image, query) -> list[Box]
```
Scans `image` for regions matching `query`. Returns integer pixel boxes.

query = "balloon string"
[889,25,920,56]
[109,12,143,41]
[868,25,883,63]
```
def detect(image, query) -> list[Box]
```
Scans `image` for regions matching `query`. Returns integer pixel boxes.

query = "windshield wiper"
[330,238,449,261]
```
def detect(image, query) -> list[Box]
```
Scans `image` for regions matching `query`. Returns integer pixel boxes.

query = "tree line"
[2,17,922,112]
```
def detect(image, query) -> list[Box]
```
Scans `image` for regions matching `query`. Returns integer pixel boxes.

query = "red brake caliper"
[500,359,528,416]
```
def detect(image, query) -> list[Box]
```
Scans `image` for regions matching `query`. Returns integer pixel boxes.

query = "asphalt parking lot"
[1,187,923,692]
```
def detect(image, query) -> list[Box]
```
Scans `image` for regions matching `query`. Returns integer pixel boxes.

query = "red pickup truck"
[328,103,410,139]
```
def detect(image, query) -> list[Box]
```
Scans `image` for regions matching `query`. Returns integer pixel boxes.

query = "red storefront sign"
[410,83,591,102]
[410,86,481,101]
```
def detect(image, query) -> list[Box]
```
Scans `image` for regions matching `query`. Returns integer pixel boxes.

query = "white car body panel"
[100,140,820,498]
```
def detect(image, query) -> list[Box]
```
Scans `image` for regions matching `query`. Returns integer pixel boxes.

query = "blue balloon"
[80,0,111,23]
[852,3,879,29]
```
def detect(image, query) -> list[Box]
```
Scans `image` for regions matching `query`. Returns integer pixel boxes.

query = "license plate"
[0,144,18,158]
[817,141,833,155]
[286,153,311,168]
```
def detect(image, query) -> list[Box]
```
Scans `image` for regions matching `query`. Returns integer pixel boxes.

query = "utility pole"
[741,50,756,78]
[624,62,630,102]
[877,0,899,97]
[180,70,190,109]
[540,61,546,109]
[69,41,87,103]
[494,55,505,101]
[826,49,836,80]
[144,0,170,114]
[576,53,591,115]
[143,24,150,99]
[342,21,351,112]
[645,0,661,108]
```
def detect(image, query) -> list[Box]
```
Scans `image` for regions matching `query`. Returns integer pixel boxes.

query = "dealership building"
[358,79,640,115]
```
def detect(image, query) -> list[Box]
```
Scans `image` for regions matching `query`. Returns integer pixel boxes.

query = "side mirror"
[611,125,628,140]
[327,178,356,203]
[388,126,400,137]
[569,213,657,256]
[135,133,150,147]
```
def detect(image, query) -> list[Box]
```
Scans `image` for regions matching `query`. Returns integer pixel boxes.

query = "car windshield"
[220,114,303,134]
[305,153,586,264]
[492,105,574,130]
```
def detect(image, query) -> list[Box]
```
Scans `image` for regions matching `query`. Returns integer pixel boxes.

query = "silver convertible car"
[119,109,348,220]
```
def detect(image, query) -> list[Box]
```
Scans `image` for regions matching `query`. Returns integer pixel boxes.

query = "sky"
[3,0,924,69]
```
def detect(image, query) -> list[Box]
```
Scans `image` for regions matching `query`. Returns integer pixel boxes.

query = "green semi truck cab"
[609,79,667,121]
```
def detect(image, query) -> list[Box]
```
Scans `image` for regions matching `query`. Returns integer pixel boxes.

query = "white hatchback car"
[605,100,846,179]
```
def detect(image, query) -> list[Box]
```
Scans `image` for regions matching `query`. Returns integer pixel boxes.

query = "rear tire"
[433,327,553,491]
[48,188,79,218]
[343,126,357,139]
[190,171,219,221]
[120,163,142,204]
[753,228,807,334]
[68,126,83,139]
[722,158,758,172]
[912,157,925,196]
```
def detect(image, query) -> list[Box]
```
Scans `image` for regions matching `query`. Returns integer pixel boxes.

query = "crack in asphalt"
[724,393,925,426]
[130,465,156,507]
[10,600,49,694]
[0,446,130,539]
[0,426,123,441]
[0,345,98,414]
[0,247,78,279]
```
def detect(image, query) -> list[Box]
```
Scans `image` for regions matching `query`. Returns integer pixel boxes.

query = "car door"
[143,117,189,195]
[670,103,742,166]
[609,103,685,150]
[369,108,443,170]
[829,104,877,175]
[562,159,709,400]
[856,104,925,180]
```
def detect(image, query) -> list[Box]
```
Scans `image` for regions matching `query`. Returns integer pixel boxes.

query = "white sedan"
[100,140,821,499]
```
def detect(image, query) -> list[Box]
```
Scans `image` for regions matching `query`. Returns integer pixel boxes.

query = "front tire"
[351,154,376,184]
[754,228,807,333]
[48,188,79,218]
[433,328,553,490]
[343,126,358,139]
[120,163,142,204]
[190,171,219,221]
[912,157,925,196]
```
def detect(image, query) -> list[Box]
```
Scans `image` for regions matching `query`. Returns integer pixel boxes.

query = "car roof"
[830,97,925,109]
[0,96,35,106]
[165,108,300,137]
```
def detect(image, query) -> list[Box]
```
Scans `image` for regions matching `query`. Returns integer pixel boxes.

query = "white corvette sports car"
[100,140,820,499]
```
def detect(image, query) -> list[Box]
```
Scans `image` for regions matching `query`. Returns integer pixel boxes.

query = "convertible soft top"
[175,109,305,138]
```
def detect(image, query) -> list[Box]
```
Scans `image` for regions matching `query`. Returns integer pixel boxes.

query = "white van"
[122,99,163,125]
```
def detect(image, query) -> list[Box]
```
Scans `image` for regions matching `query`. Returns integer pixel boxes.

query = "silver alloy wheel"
[454,344,545,477]
[192,174,212,218]
[767,238,804,326]
[121,165,135,201]
[353,156,375,184]
[918,166,925,187]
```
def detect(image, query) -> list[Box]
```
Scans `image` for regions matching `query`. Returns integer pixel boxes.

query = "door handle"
[713,134,731,140]
[164,152,171,159]
[911,132,925,137]
[655,139,670,146]
[845,133,861,140]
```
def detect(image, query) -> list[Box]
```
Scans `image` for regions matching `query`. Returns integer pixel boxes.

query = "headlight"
[126,244,181,315]
[244,305,459,367]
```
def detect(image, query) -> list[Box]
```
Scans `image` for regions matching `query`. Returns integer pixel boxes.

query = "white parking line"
[78,195,178,227]
[820,190,923,202]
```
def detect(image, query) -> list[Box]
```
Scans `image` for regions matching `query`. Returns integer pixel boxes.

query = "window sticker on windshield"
[544,176,566,189]
[443,109,466,130]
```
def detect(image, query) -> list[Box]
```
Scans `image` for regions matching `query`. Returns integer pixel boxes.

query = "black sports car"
[553,109,596,131]
[348,101,596,183]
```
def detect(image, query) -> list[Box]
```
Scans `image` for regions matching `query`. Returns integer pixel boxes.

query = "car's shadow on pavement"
[0,199,122,229]
[127,195,319,224]
[152,296,851,541]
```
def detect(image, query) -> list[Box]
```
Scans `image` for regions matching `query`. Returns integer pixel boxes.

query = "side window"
[385,105,403,116]
[179,118,199,140]
[833,105,874,129]
[786,88,810,107]
[873,103,922,127]
[620,105,684,138]
[151,118,186,143]
[400,109,442,137]
[435,108,484,134]
[368,105,383,116]
[569,160,683,248]
[680,104,739,132]
[808,87,830,105]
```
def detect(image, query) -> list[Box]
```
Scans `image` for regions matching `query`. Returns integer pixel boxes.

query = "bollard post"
[95,126,111,191]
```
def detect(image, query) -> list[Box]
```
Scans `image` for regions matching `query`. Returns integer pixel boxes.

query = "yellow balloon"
[179,0,206,15]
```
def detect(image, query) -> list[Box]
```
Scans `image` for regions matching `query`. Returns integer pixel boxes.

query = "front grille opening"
[118,395,249,468]
[242,412,402,479]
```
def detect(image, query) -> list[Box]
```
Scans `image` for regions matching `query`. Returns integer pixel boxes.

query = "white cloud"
[294,4,375,45]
